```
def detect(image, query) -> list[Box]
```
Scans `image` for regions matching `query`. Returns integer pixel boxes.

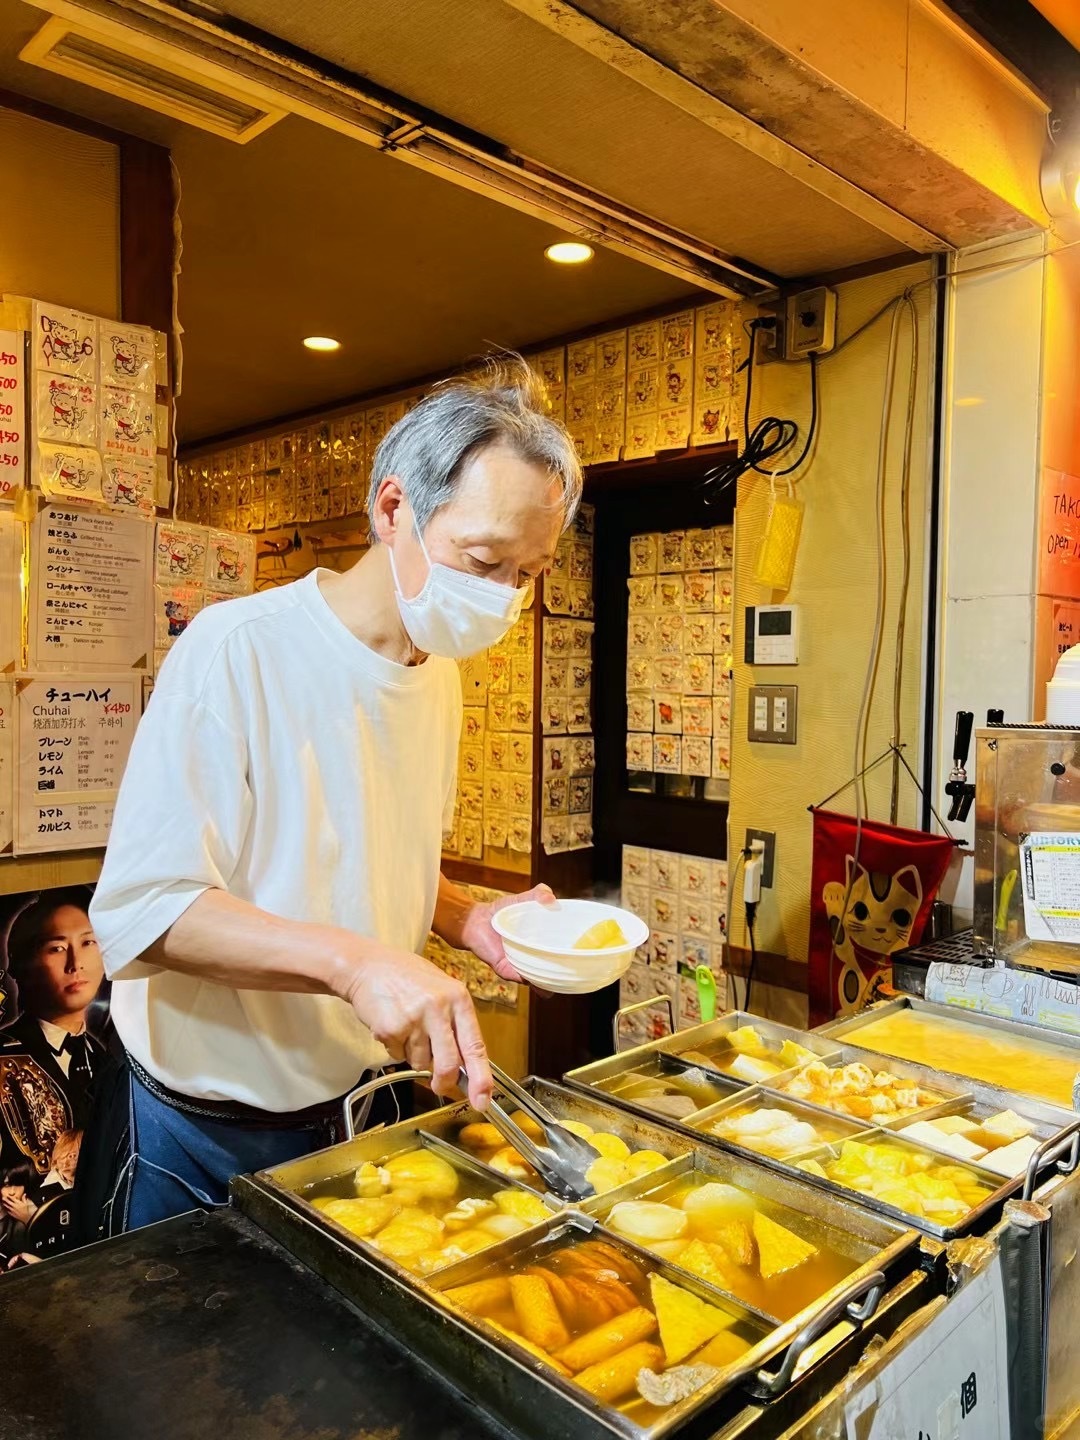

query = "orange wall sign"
[1040,470,1080,597]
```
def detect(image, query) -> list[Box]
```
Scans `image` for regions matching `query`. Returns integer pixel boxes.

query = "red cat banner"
[807,809,954,1027]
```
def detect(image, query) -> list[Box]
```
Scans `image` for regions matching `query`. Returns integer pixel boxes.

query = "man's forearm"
[140,888,363,999]
[432,873,477,952]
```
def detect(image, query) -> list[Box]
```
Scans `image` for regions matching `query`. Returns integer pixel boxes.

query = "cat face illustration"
[831,858,922,959]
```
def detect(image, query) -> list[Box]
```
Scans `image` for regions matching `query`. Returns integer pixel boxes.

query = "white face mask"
[389,523,529,659]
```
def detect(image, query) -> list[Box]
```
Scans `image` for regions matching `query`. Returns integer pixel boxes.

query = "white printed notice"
[0,330,25,502]
[845,1251,1008,1440]
[14,674,139,853]
[30,504,152,671]
[0,681,12,856]
[1021,832,1080,943]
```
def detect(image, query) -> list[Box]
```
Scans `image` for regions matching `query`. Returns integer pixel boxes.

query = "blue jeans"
[125,1071,329,1231]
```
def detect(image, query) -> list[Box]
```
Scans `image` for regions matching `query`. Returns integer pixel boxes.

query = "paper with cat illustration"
[808,809,954,1026]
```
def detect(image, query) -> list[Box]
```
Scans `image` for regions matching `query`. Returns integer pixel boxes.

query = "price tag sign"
[14,673,141,853]
[844,1254,1009,1440]
[0,330,25,501]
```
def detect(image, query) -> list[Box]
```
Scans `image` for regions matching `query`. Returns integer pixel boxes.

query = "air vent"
[20,15,285,143]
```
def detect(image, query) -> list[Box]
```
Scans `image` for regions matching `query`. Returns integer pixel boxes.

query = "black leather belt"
[129,1054,352,1138]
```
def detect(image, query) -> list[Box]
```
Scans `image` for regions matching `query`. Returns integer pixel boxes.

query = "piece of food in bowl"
[574,918,630,950]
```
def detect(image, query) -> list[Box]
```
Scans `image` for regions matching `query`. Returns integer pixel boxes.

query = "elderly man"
[90,359,582,1228]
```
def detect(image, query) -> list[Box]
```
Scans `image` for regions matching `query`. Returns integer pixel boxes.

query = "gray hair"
[368,354,583,536]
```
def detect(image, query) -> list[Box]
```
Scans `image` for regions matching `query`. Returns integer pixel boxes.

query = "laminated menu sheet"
[1021,832,1080,943]
[29,504,153,671]
[14,672,140,853]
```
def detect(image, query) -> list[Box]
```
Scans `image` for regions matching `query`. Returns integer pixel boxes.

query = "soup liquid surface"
[851,1011,1080,1107]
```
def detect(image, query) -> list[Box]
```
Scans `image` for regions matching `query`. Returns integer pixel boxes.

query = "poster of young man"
[0,886,109,1268]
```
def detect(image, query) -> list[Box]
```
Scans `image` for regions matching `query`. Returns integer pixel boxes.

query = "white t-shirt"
[89,569,461,1112]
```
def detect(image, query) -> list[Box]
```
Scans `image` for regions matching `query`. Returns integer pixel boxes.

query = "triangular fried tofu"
[752,1212,818,1280]
[713,1219,755,1268]
[649,1273,733,1366]
[675,1238,727,1287]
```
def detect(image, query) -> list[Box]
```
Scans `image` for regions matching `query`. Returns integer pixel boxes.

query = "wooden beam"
[119,136,173,337]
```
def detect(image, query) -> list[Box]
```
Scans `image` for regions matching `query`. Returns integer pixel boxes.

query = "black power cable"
[744,903,759,1013]
[703,318,819,502]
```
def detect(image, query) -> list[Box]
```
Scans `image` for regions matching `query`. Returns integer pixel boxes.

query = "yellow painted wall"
[728,261,937,1017]
[0,102,121,896]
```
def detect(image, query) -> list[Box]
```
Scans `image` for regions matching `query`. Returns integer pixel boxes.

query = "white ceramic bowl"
[491,899,646,993]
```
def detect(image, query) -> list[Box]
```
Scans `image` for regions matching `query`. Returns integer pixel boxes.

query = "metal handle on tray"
[342,1069,434,1140]
[1022,1122,1080,1203]
[745,1268,887,1400]
[612,995,675,1052]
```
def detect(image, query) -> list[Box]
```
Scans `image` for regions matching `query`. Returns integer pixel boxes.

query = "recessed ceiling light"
[303,336,341,352]
[545,241,594,265]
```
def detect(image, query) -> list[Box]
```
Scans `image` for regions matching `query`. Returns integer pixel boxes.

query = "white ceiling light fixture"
[19,10,285,143]
[303,336,341,352]
[545,241,594,264]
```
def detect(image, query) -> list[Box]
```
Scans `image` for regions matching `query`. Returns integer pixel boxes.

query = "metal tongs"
[342,1062,600,1203]
[481,1062,600,1203]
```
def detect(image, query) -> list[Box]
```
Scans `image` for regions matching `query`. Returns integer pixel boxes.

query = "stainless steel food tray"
[768,1043,973,1126]
[564,1054,1080,1240]
[613,1010,841,1080]
[264,1078,692,1212]
[231,1177,924,1440]
[817,994,1080,1107]
[685,1087,871,1164]
[576,1147,921,1332]
[565,1048,744,1114]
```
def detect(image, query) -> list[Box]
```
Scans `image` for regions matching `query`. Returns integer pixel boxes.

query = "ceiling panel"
[0,0,698,441]
[215,0,909,275]
[169,117,697,440]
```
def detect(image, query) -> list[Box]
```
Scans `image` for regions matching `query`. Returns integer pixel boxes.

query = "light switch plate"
[747,685,798,744]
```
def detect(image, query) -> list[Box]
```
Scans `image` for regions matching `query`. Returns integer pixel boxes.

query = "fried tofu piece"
[649,1274,734,1366]
[752,1212,818,1279]
[712,1220,755,1268]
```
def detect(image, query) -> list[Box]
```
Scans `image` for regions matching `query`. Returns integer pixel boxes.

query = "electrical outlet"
[744,829,776,888]
[753,301,785,365]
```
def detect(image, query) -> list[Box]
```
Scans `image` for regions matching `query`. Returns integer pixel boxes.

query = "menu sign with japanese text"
[0,331,25,502]
[14,674,140,853]
[29,504,152,671]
